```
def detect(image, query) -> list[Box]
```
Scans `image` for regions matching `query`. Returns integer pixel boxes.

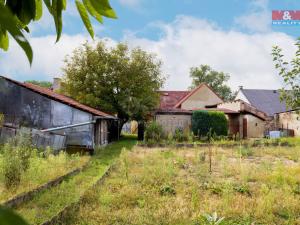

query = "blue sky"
[1,0,300,90]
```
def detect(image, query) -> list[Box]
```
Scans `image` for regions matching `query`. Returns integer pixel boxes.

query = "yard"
[0,148,89,203]
[67,144,300,225]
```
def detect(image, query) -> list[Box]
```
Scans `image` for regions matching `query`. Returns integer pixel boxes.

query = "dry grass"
[69,145,300,225]
[0,151,90,203]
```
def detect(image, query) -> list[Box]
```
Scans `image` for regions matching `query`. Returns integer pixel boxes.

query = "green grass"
[14,136,137,225]
[0,151,89,203]
[68,145,300,225]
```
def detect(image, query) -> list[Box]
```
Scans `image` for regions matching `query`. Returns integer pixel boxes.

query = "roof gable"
[239,89,290,116]
[174,83,223,108]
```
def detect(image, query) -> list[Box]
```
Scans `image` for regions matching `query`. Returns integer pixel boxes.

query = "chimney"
[52,77,61,91]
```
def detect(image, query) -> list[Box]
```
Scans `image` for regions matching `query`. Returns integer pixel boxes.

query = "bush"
[1,131,33,188]
[2,144,22,188]
[10,131,32,171]
[144,121,164,143]
[192,111,228,137]
[174,128,185,142]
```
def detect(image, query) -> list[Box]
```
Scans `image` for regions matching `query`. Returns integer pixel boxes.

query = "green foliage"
[25,80,52,88]
[174,127,185,142]
[63,42,165,127]
[1,131,33,188]
[0,206,29,225]
[0,0,116,64]
[238,146,254,157]
[2,143,22,188]
[233,184,251,196]
[198,212,225,225]
[192,111,228,137]
[189,65,235,101]
[144,121,164,143]
[272,38,300,109]
[159,184,176,196]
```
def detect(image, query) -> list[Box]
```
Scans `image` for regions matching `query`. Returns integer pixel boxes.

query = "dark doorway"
[243,118,247,139]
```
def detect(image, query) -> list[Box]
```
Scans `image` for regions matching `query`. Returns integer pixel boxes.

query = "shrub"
[144,121,164,143]
[192,111,228,137]
[166,132,175,145]
[1,131,33,188]
[2,144,22,188]
[11,131,32,171]
[174,127,185,142]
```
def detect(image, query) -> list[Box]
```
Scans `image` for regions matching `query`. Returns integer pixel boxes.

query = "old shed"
[0,76,119,152]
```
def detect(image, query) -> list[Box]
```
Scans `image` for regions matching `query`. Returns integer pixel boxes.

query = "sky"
[1,0,300,92]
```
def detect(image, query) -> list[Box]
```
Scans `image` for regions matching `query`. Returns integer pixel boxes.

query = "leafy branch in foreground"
[0,0,117,64]
[272,38,300,109]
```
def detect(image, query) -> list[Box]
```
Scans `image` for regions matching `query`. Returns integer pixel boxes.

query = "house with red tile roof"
[155,84,269,138]
[0,76,119,152]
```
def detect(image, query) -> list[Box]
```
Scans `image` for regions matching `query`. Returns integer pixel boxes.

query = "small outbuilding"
[0,76,119,152]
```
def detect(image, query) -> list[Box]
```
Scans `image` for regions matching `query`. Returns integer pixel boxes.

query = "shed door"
[243,118,247,139]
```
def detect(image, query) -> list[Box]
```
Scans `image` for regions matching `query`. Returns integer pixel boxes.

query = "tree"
[272,38,300,109]
[62,41,165,134]
[26,80,52,88]
[0,0,116,64]
[189,65,235,101]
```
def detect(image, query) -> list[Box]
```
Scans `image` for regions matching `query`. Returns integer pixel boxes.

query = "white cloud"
[0,34,115,81]
[234,0,271,33]
[123,15,296,91]
[0,15,296,93]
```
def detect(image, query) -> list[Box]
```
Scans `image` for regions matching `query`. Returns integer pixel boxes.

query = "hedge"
[192,110,228,137]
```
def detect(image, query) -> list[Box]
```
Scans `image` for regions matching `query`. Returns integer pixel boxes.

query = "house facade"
[234,87,300,137]
[0,76,119,152]
[155,84,223,134]
[155,84,269,138]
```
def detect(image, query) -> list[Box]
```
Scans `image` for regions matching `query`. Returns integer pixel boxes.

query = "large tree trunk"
[138,121,145,141]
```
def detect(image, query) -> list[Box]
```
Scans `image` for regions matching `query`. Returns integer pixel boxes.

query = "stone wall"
[155,114,192,134]
[276,111,300,136]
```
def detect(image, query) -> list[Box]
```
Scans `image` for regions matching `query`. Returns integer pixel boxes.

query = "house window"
[255,123,258,127]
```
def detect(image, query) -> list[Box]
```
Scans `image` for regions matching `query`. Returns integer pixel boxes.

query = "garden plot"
[0,149,89,203]
[68,145,300,225]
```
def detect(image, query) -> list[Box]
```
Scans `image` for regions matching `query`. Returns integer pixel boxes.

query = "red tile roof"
[158,91,190,109]
[0,76,116,118]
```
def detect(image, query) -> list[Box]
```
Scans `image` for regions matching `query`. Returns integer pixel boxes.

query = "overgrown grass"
[14,136,137,225]
[0,148,89,203]
[69,145,300,225]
